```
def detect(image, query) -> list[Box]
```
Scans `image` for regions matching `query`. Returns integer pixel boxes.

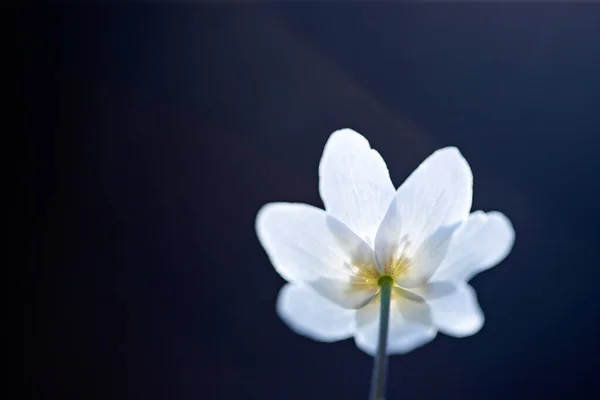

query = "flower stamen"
[388,255,411,278]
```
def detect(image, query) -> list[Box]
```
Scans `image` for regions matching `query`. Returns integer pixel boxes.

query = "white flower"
[256,129,514,355]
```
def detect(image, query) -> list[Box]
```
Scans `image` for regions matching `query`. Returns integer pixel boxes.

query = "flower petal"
[411,281,456,301]
[395,224,458,288]
[354,290,435,355]
[433,211,515,282]
[375,147,472,285]
[277,283,356,342]
[319,129,395,244]
[256,203,357,282]
[326,215,377,273]
[308,277,378,309]
[425,282,484,337]
[306,216,379,308]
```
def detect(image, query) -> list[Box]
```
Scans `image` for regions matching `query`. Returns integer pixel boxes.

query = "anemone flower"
[256,129,514,400]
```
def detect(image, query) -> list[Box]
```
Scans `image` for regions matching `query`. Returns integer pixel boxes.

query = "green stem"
[370,275,393,400]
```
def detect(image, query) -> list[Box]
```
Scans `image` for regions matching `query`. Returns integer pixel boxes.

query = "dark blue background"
[25,4,600,400]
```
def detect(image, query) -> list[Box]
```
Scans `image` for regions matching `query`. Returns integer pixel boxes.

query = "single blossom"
[256,129,514,355]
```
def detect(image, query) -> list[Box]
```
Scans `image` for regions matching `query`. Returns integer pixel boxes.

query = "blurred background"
[24,3,600,400]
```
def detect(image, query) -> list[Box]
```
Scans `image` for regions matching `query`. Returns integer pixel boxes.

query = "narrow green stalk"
[370,275,393,400]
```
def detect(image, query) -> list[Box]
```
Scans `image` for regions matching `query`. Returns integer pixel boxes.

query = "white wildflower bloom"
[256,129,514,355]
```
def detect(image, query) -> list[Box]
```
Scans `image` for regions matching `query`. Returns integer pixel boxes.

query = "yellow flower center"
[377,274,394,288]
[347,254,412,294]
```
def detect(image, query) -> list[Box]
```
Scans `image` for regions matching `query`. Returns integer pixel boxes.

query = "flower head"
[256,129,514,355]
